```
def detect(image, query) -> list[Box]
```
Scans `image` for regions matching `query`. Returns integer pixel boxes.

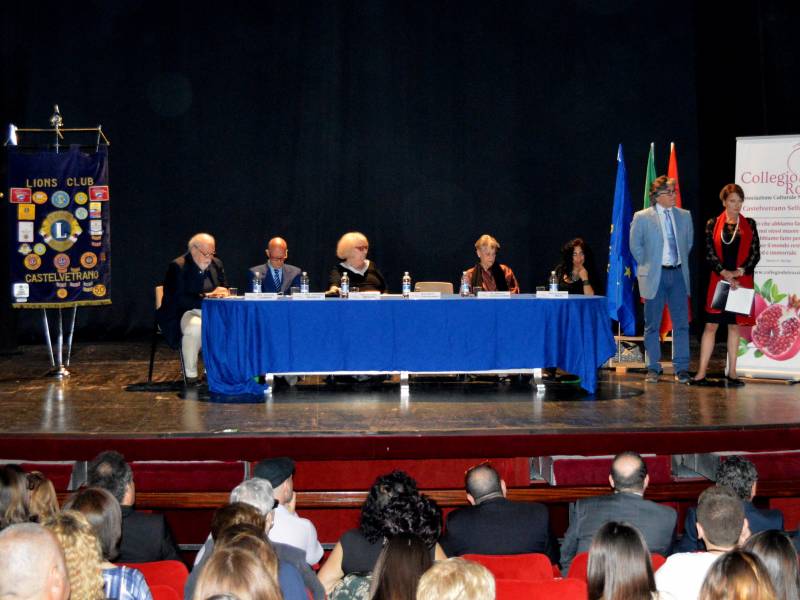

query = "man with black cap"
[255,457,323,565]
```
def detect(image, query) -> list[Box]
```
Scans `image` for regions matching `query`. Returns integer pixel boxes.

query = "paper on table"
[725,284,755,315]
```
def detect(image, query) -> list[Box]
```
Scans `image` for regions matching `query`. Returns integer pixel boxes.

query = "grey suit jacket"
[560,491,677,572]
[249,263,303,294]
[630,205,693,299]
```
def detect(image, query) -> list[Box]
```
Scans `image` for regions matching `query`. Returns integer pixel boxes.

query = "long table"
[202,294,616,396]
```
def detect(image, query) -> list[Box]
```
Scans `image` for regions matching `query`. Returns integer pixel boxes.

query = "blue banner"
[7,145,111,308]
[606,144,636,335]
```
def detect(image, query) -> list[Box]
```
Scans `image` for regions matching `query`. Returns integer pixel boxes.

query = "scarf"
[705,212,755,325]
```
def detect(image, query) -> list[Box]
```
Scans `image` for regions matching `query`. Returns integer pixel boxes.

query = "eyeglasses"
[193,245,216,258]
[355,246,369,252]
[657,189,676,196]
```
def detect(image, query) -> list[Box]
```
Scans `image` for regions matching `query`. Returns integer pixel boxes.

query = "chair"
[567,551,666,580]
[495,578,588,600]
[118,560,188,599]
[147,285,187,384]
[414,281,454,294]
[462,553,554,582]
[148,585,180,600]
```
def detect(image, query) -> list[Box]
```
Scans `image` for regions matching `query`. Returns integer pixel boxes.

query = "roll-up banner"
[735,135,800,380]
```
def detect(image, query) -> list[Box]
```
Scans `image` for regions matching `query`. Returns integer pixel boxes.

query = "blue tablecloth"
[202,294,616,395]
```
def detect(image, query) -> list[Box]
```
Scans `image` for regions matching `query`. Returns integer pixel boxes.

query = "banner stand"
[6,106,111,379]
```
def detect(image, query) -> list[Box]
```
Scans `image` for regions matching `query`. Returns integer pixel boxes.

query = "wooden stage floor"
[1,341,799,460]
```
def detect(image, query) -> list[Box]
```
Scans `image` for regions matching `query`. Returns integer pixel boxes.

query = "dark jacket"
[118,505,181,563]
[440,496,559,564]
[249,263,302,294]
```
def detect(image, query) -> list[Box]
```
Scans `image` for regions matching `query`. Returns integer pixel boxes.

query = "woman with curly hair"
[43,510,106,600]
[318,471,445,595]
[554,237,596,295]
[27,471,59,523]
[0,465,29,530]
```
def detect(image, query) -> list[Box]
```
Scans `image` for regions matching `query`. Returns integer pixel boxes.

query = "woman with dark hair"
[65,487,153,600]
[0,465,29,530]
[370,534,433,600]
[742,530,799,600]
[555,238,596,295]
[587,521,658,600]
[317,471,445,596]
[699,550,776,600]
[693,183,760,386]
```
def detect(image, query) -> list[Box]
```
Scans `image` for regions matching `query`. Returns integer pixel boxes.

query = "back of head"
[465,464,503,504]
[0,465,30,529]
[211,503,267,541]
[215,525,279,583]
[370,534,433,600]
[87,450,132,504]
[699,550,776,600]
[416,558,495,600]
[27,472,59,523]
[715,457,758,501]
[610,451,647,493]
[63,486,122,561]
[0,522,69,600]
[194,546,281,600]
[42,510,105,600]
[742,530,800,600]
[696,486,745,549]
[230,478,275,517]
[587,521,655,600]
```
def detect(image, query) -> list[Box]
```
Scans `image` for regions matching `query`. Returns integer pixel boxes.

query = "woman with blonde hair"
[416,558,495,600]
[699,550,776,600]
[462,234,519,294]
[327,232,387,294]
[194,546,283,600]
[43,510,106,600]
[27,471,59,523]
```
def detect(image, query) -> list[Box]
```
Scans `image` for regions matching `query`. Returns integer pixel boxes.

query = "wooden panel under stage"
[0,341,799,461]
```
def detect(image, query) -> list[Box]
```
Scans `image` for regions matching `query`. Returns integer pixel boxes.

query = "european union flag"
[606,144,637,335]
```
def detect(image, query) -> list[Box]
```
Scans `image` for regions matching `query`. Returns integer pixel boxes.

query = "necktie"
[272,268,281,290]
[664,209,679,265]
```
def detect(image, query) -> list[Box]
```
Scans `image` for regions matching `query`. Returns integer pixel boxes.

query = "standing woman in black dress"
[692,184,760,386]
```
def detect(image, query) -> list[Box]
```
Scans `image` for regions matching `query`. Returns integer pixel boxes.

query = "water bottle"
[460,272,471,297]
[300,272,310,294]
[549,270,559,292]
[252,274,262,293]
[340,272,349,298]
[402,272,411,298]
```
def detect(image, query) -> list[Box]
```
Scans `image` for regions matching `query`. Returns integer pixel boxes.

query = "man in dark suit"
[440,463,558,563]
[249,237,302,294]
[675,455,784,552]
[560,451,677,573]
[87,450,180,563]
[156,232,228,384]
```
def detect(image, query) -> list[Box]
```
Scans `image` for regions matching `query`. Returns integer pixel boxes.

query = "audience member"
[370,533,433,600]
[587,521,659,600]
[742,530,799,600]
[254,457,323,564]
[440,462,557,562]
[656,486,748,600]
[87,450,180,562]
[64,487,153,600]
[317,471,445,595]
[0,522,70,600]
[193,547,282,600]
[27,472,59,524]
[698,550,776,600]
[416,557,495,600]
[463,234,520,294]
[0,464,29,530]
[676,456,783,552]
[560,451,676,572]
[43,510,106,600]
[188,479,324,600]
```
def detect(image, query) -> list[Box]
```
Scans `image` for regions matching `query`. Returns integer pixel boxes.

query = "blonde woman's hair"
[43,510,105,600]
[336,232,369,260]
[474,235,499,250]
[416,558,495,600]
[27,472,59,523]
[194,546,282,600]
[215,524,279,583]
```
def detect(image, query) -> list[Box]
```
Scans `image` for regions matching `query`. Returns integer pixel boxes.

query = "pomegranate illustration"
[751,294,800,360]
[740,293,769,343]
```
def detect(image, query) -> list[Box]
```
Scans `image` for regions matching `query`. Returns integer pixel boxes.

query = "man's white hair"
[229,477,275,516]
[0,523,68,600]
[187,232,215,250]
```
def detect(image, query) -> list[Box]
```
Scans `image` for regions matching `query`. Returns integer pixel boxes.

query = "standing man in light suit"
[630,176,694,383]
[249,237,303,294]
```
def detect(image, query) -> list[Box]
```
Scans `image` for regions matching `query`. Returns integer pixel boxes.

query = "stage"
[1,340,799,461]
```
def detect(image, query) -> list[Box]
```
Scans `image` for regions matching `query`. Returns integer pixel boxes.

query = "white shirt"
[268,504,323,565]
[340,259,370,276]
[655,552,720,600]
[655,204,681,266]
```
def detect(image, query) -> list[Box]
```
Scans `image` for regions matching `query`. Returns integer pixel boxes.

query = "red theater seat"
[130,461,246,492]
[149,585,180,600]
[535,454,672,486]
[18,461,75,491]
[567,551,665,580]
[117,561,188,599]
[496,578,587,600]
[462,553,554,581]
